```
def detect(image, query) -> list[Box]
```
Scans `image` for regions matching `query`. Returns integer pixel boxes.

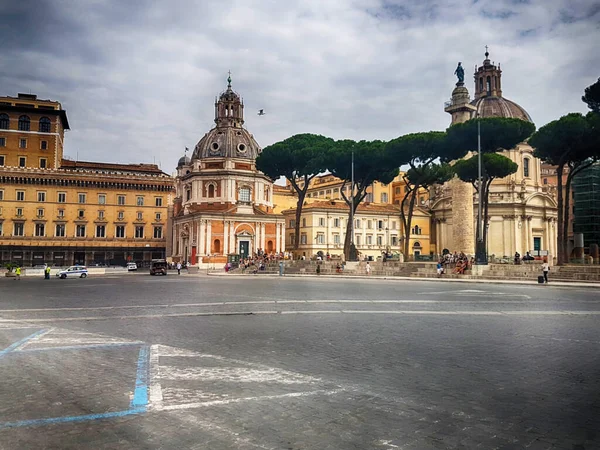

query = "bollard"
[279,261,284,276]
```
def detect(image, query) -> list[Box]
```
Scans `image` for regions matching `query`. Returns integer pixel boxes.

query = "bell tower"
[214,72,244,128]
[474,46,502,99]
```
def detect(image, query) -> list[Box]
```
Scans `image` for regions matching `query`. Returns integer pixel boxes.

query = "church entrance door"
[239,241,249,260]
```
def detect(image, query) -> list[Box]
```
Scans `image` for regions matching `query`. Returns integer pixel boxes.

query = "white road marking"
[529,336,600,344]
[0,311,281,322]
[149,344,163,405]
[158,366,320,384]
[152,388,346,412]
[11,328,54,351]
[161,387,229,404]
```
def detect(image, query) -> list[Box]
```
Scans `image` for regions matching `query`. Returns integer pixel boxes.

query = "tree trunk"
[482,178,492,256]
[399,186,416,258]
[556,164,565,265]
[403,188,418,258]
[293,193,305,251]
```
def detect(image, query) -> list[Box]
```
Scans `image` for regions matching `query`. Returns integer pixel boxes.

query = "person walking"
[44,264,51,280]
[15,266,21,281]
[176,262,182,275]
[541,261,549,283]
[365,262,371,276]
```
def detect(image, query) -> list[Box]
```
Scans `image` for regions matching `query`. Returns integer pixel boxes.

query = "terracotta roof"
[60,159,167,175]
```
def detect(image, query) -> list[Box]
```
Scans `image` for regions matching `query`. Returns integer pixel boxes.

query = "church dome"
[177,155,191,167]
[471,96,532,122]
[192,126,261,160]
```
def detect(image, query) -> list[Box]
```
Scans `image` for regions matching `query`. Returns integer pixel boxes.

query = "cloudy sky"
[1,0,598,172]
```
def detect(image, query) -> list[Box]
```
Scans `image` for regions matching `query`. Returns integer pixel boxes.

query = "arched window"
[186,189,191,201]
[0,114,9,129]
[413,241,422,248]
[213,239,221,254]
[486,76,491,94]
[267,240,274,252]
[479,77,483,92]
[18,115,30,131]
[523,158,530,178]
[39,117,51,133]
[207,184,215,198]
[412,225,421,235]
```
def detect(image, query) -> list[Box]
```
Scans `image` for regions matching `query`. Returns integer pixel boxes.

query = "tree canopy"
[582,77,600,113]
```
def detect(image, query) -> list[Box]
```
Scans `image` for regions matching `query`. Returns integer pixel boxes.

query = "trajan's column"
[444,62,477,255]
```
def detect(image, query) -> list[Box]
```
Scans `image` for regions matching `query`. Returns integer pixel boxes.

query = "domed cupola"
[470,47,532,122]
[191,73,262,161]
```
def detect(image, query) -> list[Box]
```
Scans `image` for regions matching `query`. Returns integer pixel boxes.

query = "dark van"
[150,259,168,276]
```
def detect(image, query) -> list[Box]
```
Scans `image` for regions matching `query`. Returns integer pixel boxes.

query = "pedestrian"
[366,262,371,276]
[541,260,549,283]
[15,266,21,281]
[44,264,51,280]
[436,261,444,277]
[176,262,182,275]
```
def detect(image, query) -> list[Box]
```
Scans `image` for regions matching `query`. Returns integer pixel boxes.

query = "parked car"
[56,266,88,279]
[149,259,168,276]
[127,262,138,272]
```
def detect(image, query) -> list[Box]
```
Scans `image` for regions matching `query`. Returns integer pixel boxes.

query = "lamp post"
[349,149,356,260]
[475,116,487,265]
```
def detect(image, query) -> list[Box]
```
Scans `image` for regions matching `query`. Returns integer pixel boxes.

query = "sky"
[0,0,598,173]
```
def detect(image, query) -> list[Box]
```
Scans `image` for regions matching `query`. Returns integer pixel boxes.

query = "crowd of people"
[226,249,288,273]
[437,251,474,276]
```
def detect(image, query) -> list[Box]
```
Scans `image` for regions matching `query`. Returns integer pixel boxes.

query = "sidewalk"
[206,271,600,288]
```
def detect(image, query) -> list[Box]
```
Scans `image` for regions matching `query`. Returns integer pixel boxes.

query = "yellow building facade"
[0,93,173,267]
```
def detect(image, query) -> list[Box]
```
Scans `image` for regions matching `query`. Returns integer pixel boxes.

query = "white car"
[56,266,88,279]
[127,262,138,272]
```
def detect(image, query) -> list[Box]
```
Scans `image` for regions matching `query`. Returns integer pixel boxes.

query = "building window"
[98,194,106,205]
[367,235,373,245]
[155,212,161,221]
[57,192,66,203]
[78,209,84,218]
[136,196,144,206]
[155,197,163,207]
[392,221,397,230]
[117,195,126,205]
[0,113,8,129]
[16,191,25,201]
[412,225,421,235]
[57,209,64,218]
[290,234,295,245]
[37,208,44,217]
[19,138,27,149]
[40,140,48,150]
[239,187,251,202]
[524,158,530,178]
[381,193,388,203]
[0,190,3,200]
[334,234,340,244]
[117,211,124,220]
[366,193,373,203]
[55,224,65,237]
[16,207,23,216]
[153,226,163,239]
[289,219,296,227]
[326,189,331,195]
[334,218,340,227]
[355,219,361,229]
[420,196,425,205]
[319,191,324,197]
[96,225,106,238]
[0,222,2,236]
[135,226,144,238]
[0,155,4,166]
[0,137,5,147]
[78,193,86,204]
[355,235,361,246]
[18,115,30,131]
[19,156,26,167]
[37,192,46,202]
[319,217,325,226]
[186,190,191,201]
[207,184,215,198]
[39,158,47,168]
[543,178,548,185]
[14,222,24,236]
[378,220,384,230]
[367,220,372,229]
[391,236,398,246]
[39,117,51,133]
[377,235,383,246]
[35,223,45,237]
[98,210,105,220]
[302,218,306,227]
[76,225,86,237]
[300,234,307,245]
[137,212,143,221]
[395,187,400,195]
[116,225,125,238]
[316,233,325,244]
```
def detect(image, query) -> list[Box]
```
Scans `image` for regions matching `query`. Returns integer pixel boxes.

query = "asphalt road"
[0,273,598,449]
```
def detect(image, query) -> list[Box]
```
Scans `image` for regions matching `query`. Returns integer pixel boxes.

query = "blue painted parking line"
[17,342,141,353]
[131,345,150,408]
[0,329,47,358]
[0,407,146,429]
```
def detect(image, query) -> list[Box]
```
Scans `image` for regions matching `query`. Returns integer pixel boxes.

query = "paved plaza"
[0,274,598,449]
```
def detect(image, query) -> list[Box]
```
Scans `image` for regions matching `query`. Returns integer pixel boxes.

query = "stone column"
[199,220,206,255]
[451,178,475,255]
[280,222,286,252]
[275,222,281,253]
[229,223,236,254]
[223,221,229,254]
[261,223,266,250]
[206,221,212,254]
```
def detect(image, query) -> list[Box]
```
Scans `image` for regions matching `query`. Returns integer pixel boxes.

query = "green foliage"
[386,131,449,167]
[405,163,453,189]
[582,77,600,113]
[453,153,518,185]
[256,133,334,182]
[4,263,16,272]
[530,113,597,165]
[447,117,536,155]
